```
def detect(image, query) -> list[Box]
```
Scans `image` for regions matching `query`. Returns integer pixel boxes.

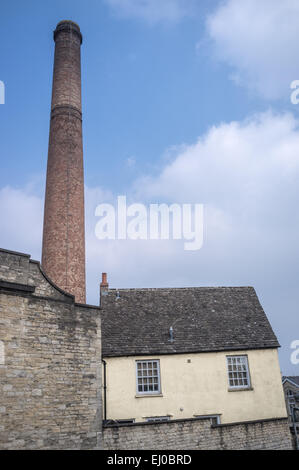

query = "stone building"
[0,248,101,449]
[282,376,299,447]
[0,250,293,450]
[283,376,299,420]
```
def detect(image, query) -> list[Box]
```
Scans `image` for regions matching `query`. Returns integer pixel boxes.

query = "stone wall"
[103,417,293,450]
[0,249,102,449]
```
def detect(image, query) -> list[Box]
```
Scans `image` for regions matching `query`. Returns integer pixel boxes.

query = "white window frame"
[136,359,161,395]
[146,416,170,423]
[226,355,251,390]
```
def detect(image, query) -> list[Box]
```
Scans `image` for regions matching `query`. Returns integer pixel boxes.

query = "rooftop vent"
[169,326,174,343]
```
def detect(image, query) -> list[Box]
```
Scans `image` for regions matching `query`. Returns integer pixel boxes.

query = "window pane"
[136,360,160,394]
[226,356,250,389]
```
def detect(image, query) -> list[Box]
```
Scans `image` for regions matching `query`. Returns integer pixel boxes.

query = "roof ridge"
[107,286,254,292]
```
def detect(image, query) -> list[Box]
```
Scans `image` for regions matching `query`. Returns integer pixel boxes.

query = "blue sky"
[1,0,299,375]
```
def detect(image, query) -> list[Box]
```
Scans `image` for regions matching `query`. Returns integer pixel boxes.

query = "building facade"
[101,285,288,425]
[0,248,102,450]
[283,377,299,420]
[282,376,299,448]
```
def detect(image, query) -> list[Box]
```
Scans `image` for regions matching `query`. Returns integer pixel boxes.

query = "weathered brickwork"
[42,20,86,303]
[103,417,293,450]
[0,249,102,450]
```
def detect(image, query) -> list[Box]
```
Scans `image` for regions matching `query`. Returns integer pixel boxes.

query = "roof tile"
[101,287,279,357]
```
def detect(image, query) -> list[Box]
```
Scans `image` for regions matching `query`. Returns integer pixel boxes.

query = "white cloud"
[135,111,299,203]
[103,0,195,24]
[2,112,299,296]
[206,0,299,99]
[129,112,299,281]
[1,111,299,372]
[84,111,299,304]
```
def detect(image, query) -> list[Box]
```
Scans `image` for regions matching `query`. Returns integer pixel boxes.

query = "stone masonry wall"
[103,417,293,450]
[0,249,102,449]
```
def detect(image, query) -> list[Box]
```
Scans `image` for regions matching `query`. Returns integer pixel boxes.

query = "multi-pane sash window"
[226,355,250,389]
[136,360,161,394]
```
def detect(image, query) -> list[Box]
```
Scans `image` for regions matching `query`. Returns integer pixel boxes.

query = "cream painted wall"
[103,348,287,424]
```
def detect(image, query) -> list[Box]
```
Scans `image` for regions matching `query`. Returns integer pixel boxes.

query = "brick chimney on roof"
[100,273,109,297]
[42,20,86,303]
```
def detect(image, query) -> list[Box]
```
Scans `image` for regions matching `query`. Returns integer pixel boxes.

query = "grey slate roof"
[101,286,280,357]
[283,376,299,387]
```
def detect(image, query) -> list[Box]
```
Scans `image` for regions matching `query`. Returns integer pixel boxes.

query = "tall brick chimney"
[42,20,86,303]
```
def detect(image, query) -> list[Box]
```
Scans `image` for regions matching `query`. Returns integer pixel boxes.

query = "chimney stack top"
[54,20,83,44]
[101,273,108,287]
[100,273,109,300]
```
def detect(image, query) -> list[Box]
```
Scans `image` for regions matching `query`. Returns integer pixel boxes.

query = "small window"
[211,416,220,426]
[226,355,251,389]
[146,416,170,423]
[195,414,221,425]
[287,389,295,408]
[136,360,161,394]
[116,419,135,425]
